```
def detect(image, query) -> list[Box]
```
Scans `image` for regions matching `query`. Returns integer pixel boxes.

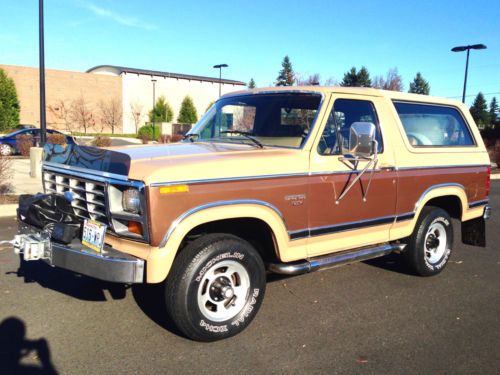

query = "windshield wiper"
[183,133,199,142]
[220,131,264,148]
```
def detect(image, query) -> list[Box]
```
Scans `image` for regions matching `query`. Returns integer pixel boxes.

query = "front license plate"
[82,220,107,253]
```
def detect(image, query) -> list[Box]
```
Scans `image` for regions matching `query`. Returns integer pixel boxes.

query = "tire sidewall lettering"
[194,251,245,283]
[192,249,262,335]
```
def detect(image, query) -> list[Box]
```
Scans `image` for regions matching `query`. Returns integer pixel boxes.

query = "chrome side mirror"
[347,122,376,158]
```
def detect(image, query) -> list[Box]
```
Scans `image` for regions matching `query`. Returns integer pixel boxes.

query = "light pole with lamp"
[151,78,157,140]
[213,64,228,97]
[451,44,487,103]
[39,0,47,146]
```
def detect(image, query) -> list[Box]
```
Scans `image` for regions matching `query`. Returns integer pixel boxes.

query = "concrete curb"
[0,204,17,218]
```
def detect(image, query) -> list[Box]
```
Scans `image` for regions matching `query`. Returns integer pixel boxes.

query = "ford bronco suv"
[14,87,491,341]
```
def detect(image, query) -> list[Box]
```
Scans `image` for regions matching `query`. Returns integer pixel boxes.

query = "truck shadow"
[363,253,415,274]
[6,256,128,301]
[0,316,59,374]
[131,284,184,337]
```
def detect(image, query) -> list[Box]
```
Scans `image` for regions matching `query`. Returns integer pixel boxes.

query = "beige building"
[0,64,246,134]
[88,65,246,133]
[1,64,122,132]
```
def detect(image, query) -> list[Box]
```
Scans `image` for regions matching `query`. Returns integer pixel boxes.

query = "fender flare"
[413,183,468,220]
[147,200,292,282]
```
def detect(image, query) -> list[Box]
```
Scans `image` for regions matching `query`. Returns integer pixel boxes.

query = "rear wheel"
[165,233,266,341]
[402,206,453,276]
[0,144,13,156]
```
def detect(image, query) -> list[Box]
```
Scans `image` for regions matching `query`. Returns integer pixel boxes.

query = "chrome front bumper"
[18,223,145,283]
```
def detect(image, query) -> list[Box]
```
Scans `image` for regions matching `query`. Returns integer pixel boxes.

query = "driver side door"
[305,94,398,257]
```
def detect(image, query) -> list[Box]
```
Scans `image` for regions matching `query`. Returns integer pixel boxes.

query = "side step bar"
[267,243,406,276]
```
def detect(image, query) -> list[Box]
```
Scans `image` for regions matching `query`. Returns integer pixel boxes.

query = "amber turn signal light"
[128,221,143,235]
[160,185,189,194]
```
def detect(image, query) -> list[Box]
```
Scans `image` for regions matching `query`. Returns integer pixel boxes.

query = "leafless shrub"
[91,136,112,148]
[47,133,66,145]
[0,155,13,194]
[16,134,33,157]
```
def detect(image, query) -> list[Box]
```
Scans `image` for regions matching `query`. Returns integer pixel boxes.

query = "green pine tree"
[0,68,20,131]
[470,92,490,128]
[275,56,295,86]
[340,66,371,87]
[149,96,174,122]
[489,96,498,126]
[408,72,430,95]
[248,78,256,89]
[177,96,198,124]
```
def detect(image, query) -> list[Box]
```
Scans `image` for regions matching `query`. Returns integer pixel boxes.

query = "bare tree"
[99,98,122,134]
[296,73,321,86]
[70,95,95,134]
[372,68,404,92]
[324,77,338,86]
[48,100,73,133]
[130,101,144,133]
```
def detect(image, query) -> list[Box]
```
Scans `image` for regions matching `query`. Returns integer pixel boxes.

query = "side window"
[393,102,475,147]
[318,99,383,155]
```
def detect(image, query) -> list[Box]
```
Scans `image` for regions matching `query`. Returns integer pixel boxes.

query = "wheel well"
[180,218,279,263]
[425,195,462,219]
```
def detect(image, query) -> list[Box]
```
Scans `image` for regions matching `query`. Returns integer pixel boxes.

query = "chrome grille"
[43,171,109,223]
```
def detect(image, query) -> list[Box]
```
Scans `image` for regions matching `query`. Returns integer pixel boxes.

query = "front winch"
[12,233,52,261]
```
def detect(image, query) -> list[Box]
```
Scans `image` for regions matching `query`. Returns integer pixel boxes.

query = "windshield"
[188,92,323,148]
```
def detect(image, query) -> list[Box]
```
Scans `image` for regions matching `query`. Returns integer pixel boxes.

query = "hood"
[43,142,308,185]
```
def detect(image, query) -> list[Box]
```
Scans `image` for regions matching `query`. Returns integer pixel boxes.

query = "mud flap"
[461,217,486,247]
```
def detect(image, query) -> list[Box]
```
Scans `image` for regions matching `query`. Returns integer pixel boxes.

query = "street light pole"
[151,78,157,140]
[451,44,487,103]
[39,0,47,145]
[213,64,228,97]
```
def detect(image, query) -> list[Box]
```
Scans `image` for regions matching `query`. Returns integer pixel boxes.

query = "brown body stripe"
[147,166,489,247]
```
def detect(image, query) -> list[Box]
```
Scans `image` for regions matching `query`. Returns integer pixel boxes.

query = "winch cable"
[0,239,16,246]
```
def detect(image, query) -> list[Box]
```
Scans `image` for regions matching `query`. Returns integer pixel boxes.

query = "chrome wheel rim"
[197,260,250,322]
[424,222,447,264]
[0,144,11,156]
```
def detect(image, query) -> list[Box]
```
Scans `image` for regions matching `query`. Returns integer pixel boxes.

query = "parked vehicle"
[14,87,491,341]
[0,128,75,156]
[15,124,36,130]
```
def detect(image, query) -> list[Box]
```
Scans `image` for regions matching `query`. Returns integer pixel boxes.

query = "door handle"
[379,163,396,171]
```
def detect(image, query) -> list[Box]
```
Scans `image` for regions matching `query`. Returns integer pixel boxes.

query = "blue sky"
[1,0,499,105]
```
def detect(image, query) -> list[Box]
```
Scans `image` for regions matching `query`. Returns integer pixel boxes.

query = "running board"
[267,243,406,276]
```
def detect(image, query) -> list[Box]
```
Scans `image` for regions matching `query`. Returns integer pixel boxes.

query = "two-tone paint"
[46,86,490,283]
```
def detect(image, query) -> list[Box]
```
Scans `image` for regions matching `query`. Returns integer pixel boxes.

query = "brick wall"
[0,64,122,133]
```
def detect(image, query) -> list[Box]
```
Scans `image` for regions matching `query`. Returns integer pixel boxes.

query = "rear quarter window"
[393,101,475,147]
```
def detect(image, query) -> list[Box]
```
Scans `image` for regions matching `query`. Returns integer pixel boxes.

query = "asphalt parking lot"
[0,183,499,374]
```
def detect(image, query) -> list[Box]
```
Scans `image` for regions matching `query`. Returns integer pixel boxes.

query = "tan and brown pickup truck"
[15,86,491,341]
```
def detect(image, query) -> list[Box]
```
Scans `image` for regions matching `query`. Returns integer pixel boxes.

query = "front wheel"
[402,206,454,276]
[165,233,266,341]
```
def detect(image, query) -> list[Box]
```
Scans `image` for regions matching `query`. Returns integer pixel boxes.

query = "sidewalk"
[1,159,43,217]
[11,159,43,195]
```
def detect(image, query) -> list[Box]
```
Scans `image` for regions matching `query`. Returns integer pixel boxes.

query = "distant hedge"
[137,124,161,141]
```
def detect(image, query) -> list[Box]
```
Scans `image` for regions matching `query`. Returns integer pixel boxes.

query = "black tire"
[164,233,266,341]
[402,206,453,276]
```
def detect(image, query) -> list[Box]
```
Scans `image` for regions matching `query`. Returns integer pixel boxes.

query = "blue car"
[0,128,75,156]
